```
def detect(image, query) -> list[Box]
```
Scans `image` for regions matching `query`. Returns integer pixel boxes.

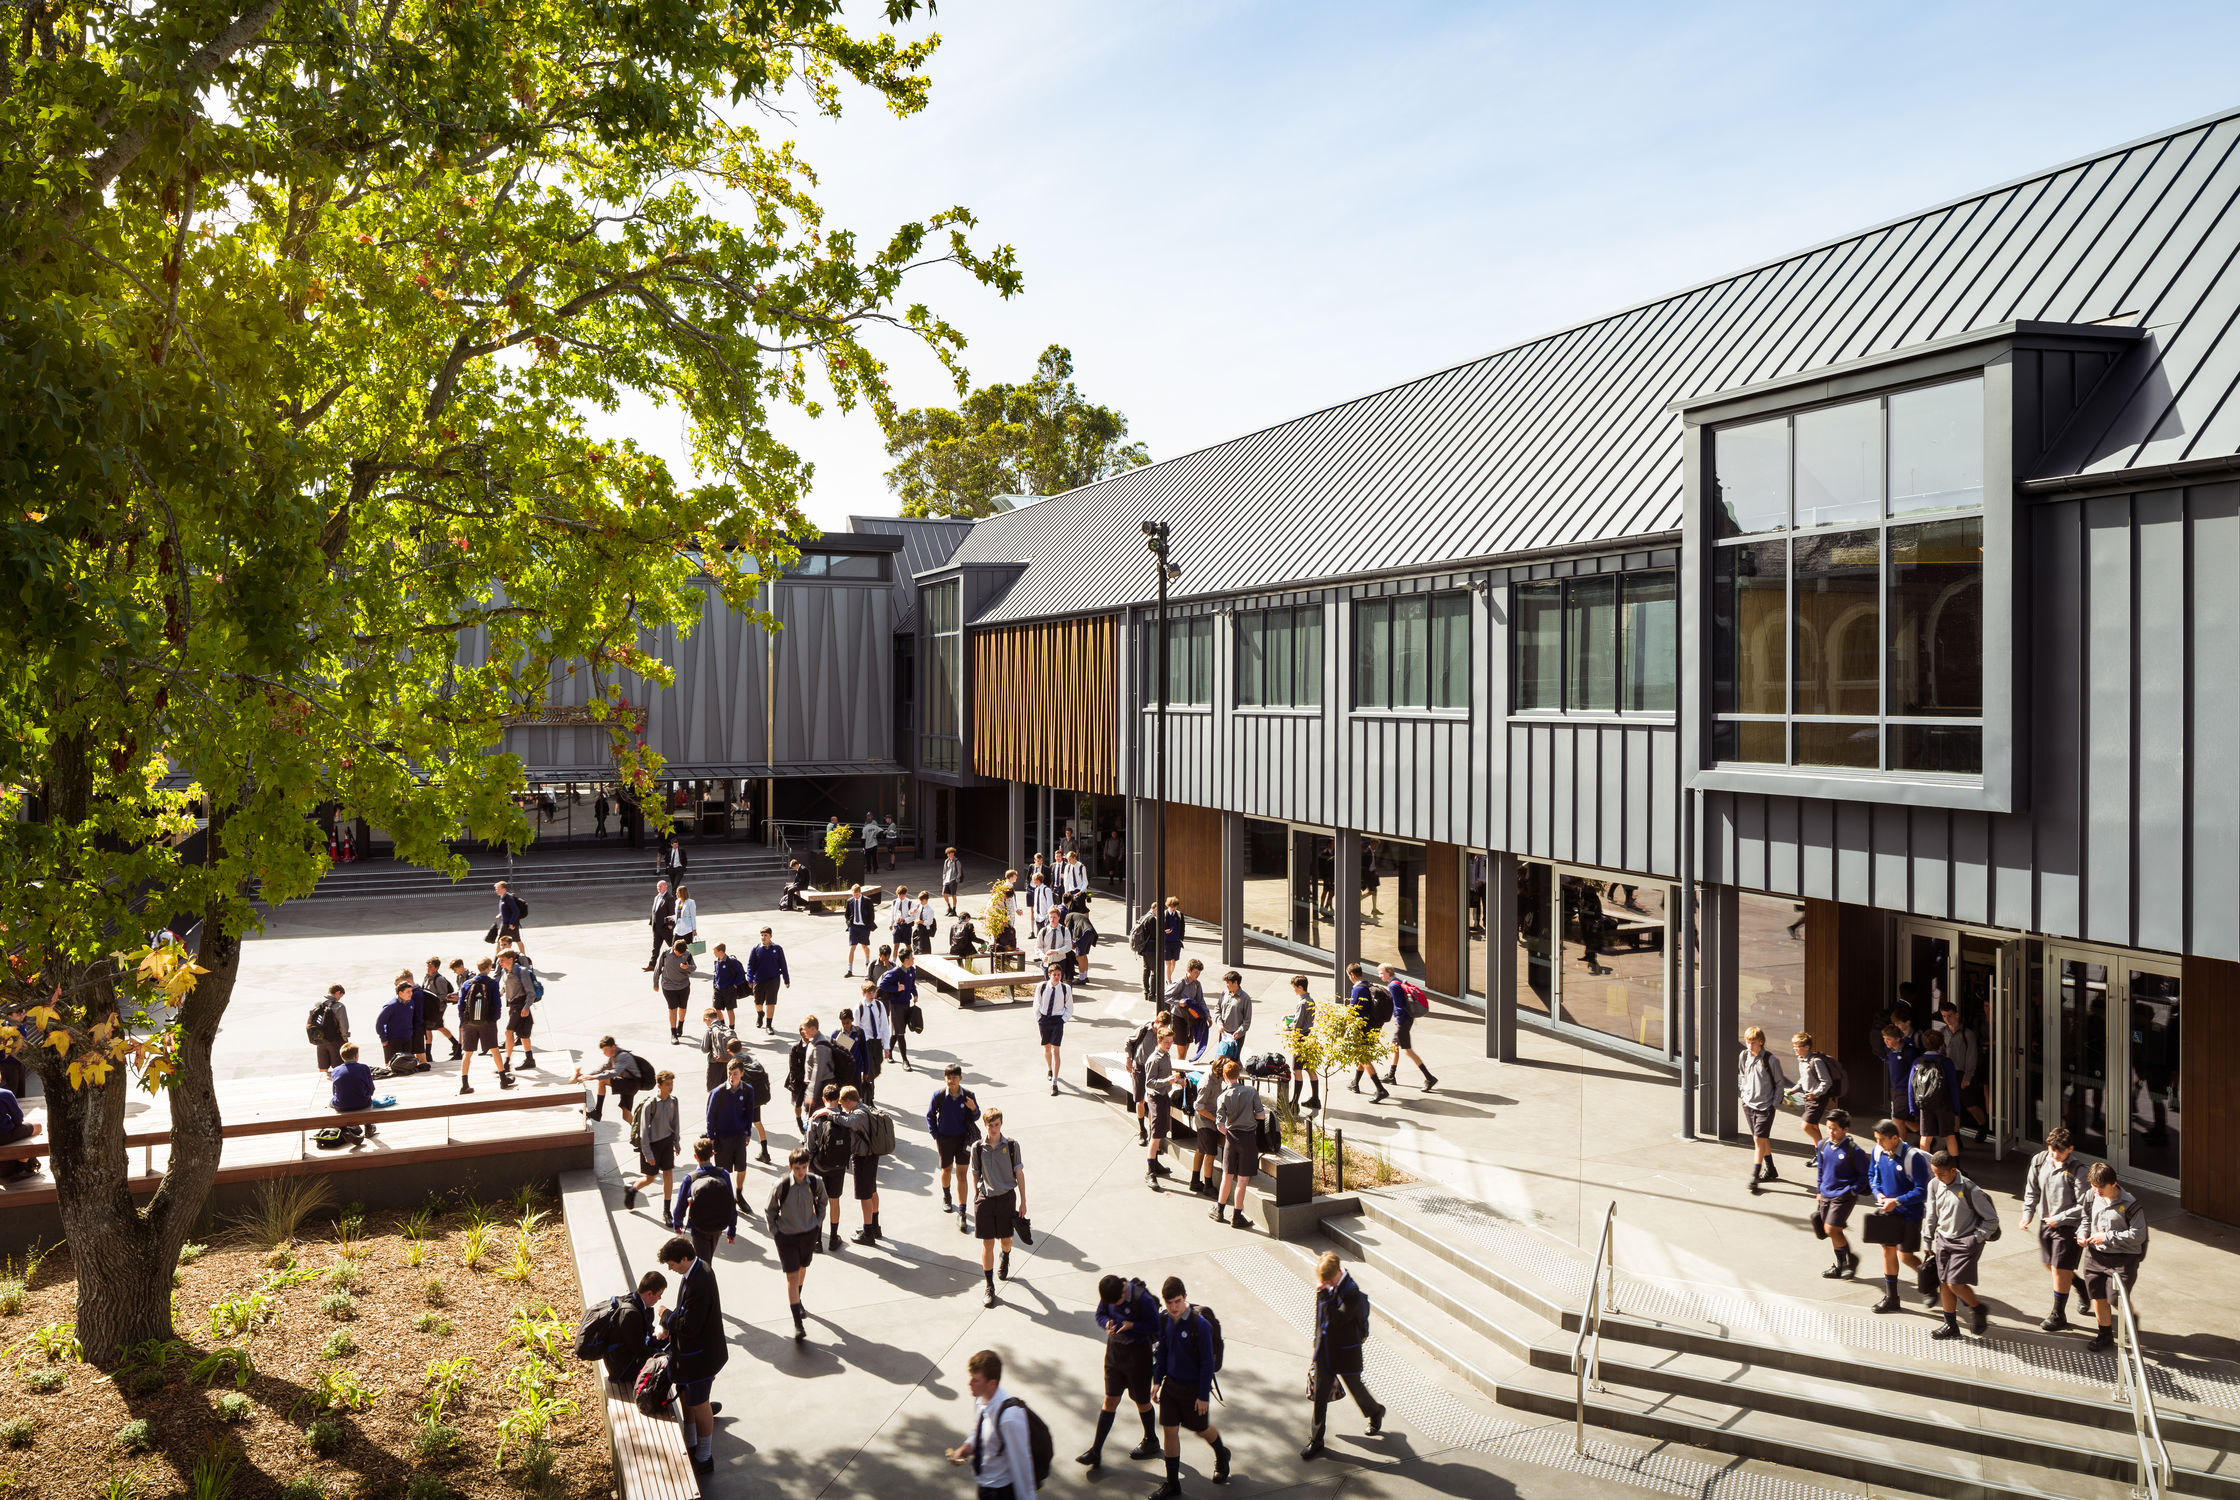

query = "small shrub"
[422,1277,446,1307]
[261,1264,318,1291]
[299,1365,379,1414]
[460,1223,490,1271]
[320,1329,356,1360]
[513,1437,560,1495]
[25,1323,77,1362]
[405,1241,427,1268]
[0,1282,23,1317]
[121,1368,167,1397]
[302,1417,342,1457]
[186,1442,242,1500]
[95,1472,140,1500]
[20,1367,62,1393]
[263,1246,296,1273]
[411,1313,453,1336]
[334,1218,367,1262]
[400,1207,434,1242]
[112,1418,153,1452]
[496,1234,535,1284]
[188,1347,254,1390]
[213,1391,252,1424]
[0,1244,53,1293]
[405,1474,449,1500]
[281,1479,327,1500]
[413,1412,464,1464]
[504,1307,566,1361]
[420,1355,475,1419]
[0,1418,31,1448]
[324,1262,362,1291]
[208,1292,274,1339]
[317,1292,357,1321]
[235,1177,333,1249]
[177,1242,209,1266]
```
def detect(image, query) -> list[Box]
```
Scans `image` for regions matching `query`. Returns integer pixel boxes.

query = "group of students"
[1742,1022,2152,1349]
[315,940,545,1126]
[1121,999,1272,1223]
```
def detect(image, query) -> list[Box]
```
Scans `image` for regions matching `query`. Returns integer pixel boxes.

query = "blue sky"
[610,1,2240,531]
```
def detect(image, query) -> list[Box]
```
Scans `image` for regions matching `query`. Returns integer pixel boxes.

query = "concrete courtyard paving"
[222,844,2240,1495]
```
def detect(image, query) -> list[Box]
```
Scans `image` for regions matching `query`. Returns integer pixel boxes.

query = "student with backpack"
[878,950,919,1070]
[578,1270,665,1389]
[1125,1011,1171,1147]
[701,1008,737,1093]
[1787,1030,1844,1145]
[766,1146,830,1342]
[419,957,464,1061]
[2017,1126,2096,1331]
[1924,1149,2000,1338]
[1865,1120,1934,1313]
[497,949,540,1072]
[657,939,696,1046]
[852,990,892,1103]
[308,984,351,1076]
[786,1015,842,1137]
[1342,964,1391,1102]
[1143,1026,1180,1190]
[1211,1057,1266,1230]
[624,1070,680,1213]
[971,1110,1026,1308]
[709,943,745,1032]
[1301,1250,1384,1460]
[1738,1025,1788,1193]
[839,1084,894,1246]
[928,1063,982,1229]
[671,1136,740,1262]
[1809,1109,1870,1280]
[457,957,515,1094]
[807,1083,855,1252]
[1376,963,1437,1091]
[745,926,790,1034]
[1079,1274,1163,1472]
[1910,1031,1962,1158]
[1149,1274,1230,1495]
[948,1348,1043,1500]
[1877,1021,1923,1140]
[573,1036,652,1122]
[2077,1160,2150,1352]
[707,1057,769,1196]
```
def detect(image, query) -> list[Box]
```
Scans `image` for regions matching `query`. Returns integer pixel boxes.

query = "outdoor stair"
[1296,1185,2240,1500]
[267,847,790,903]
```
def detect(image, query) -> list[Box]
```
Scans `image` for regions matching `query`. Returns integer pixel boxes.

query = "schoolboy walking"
[707,1057,769,1198]
[1910,1030,1962,1157]
[2078,1160,2150,1352]
[709,942,745,1031]
[1345,963,1390,1102]
[498,949,539,1072]
[1149,1275,1230,1496]
[1865,1119,1933,1312]
[928,1063,982,1229]
[1739,1025,1786,1192]
[1034,963,1073,1096]
[879,949,919,1069]
[2017,1126,2095,1330]
[1924,1150,1999,1338]
[948,1349,1038,1500]
[941,846,964,915]
[625,1070,681,1212]
[671,1137,739,1263]
[1142,1024,1178,1189]
[786,1015,841,1137]
[844,884,875,977]
[766,1147,828,1342]
[1300,1251,1384,1459]
[971,1110,1026,1308]
[420,957,463,1060]
[807,1081,854,1252]
[746,926,790,1033]
[1079,1273,1163,1472]
[1789,1030,1840,1145]
[457,959,515,1094]
[1810,1109,1870,1280]
[839,1084,887,1246]
[1211,1056,1265,1230]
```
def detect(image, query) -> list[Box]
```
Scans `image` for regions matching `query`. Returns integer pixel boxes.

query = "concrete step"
[1317,1211,1560,1361]
[276,852,789,902]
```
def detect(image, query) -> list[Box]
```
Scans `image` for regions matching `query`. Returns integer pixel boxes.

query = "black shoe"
[499,1071,517,1090]
[1821,1262,1847,1279]
[1872,1291,1902,1313]
[1078,1451,1104,1470]
[1148,1173,1162,1192]
[1842,1250,1860,1279]
[985,1290,998,1308]
[999,1252,1010,1281]
[449,1042,463,1060]
[2041,1312,2071,1332]
[1970,1304,1988,1335]
[693,1455,714,1477]
[828,1227,842,1251]
[1930,1322,1963,1340]
[757,1147,771,1164]
[2078,1291,2096,1318]
[1421,1071,1437,1091]
[459,1080,474,1096]
[1382,1069,1398,1086]
[1367,1405,1385,1435]
[1212,1444,1231,1484]
[2086,1328,2115,1352]
[1150,1161,1173,1178]
[522,1052,535,1068]
[853,1228,876,1245]
[1148,1482,1181,1500]
[710,1403,724,1417]
[623,1187,637,1210]
[1230,1213,1252,1232]
[1761,1162,1779,1182]
[1349,1077,1361,1094]
[1300,1441,1326,1461]
[1210,1207,1227,1224]
[1372,1086,1390,1104]
[1923,1291,1943,1308]
[1748,1176,1761,1196]
[959,1212,970,1235]
[1129,1440,1160,1461]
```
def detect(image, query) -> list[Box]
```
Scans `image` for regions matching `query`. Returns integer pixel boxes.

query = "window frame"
[917,578,964,774]
[1234,603,1324,712]
[1508,570,1678,719]
[1351,591,1472,714]
[1141,615,1214,709]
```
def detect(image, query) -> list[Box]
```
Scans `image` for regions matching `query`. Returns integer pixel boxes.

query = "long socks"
[1091,1410,1116,1457]
[1165,1457,1180,1484]
[1141,1409,1158,1442]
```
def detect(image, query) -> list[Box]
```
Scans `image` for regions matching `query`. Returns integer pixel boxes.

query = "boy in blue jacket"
[1811,1110,1871,1280]
[710,944,746,1031]
[745,927,790,1033]
[1877,1019,1923,1139]
[327,1043,378,1137]
[1150,1274,1229,1496]
[1078,1273,1162,1472]
[375,983,420,1069]
[1866,1119,1934,1312]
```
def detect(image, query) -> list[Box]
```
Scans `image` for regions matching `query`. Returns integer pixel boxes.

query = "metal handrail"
[2110,1275,2171,1499]
[1570,1202,1619,1456]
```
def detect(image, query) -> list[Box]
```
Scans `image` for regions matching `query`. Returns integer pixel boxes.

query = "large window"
[1353,593,1469,711]
[1235,605,1324,708]
[1141,617,1212,706]
[1513,572,1675,714]
[920,581,962,772]
[789,551,889,580]
[1710,375,1984,775]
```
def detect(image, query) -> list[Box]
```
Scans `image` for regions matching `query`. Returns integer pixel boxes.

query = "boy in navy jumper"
[1811,1110,1870,1280]
[1078,1273,1163,1472]
[1150,1274,1230,1496]
[1866,1119,1934,1312]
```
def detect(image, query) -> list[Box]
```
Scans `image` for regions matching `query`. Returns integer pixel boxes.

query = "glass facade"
[1516,572,1676,715]
[1236,605,1324,708]
[1141,617,1213,706]
[1503,860,1668,1049]
[1358,838,1427,982]
[1736,892,1807,1048]
[1354,594,1469,710]
[920,580,962,773]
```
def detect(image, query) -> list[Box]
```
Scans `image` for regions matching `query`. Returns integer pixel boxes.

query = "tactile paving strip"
[1382,1182,2240,1414]
[1214,1244,1871,1500]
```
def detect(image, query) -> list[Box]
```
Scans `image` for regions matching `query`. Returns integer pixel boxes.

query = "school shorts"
[1195,1124,1223,1158]
[892,927,913,952]
[847,924,872,946]
[1812,1192,1855,1235]
[677,1376,715,1409]
[1742,1105,1776,1141]
[853,1156,879,1200]
[1918,1100,1957,1138]
[777,1231,817,1274]
[1866,1212,1922,1254]
[1037,1015,1067,1046]
[506,1011,535,1038]
[1147,1093,1174,1141]
[316,1043,345,1072]
[2080,1249,2141,1304]
[819,1164,847,1199]
[1800,1095,1830,1125]
[943,880,959,896]
[2038,1222,2084,1271]
[461,1021,499,1055]
[1933,1233,1986,1287]
[975,1190,1016,1241]
[1157,1378,1208,1432]
[713,1134,748,1173]
[1222,1131,1261,1178]
[1105,1340,1154,1404]
[1888,1095,1916,1124]
[662,987,690,1011]
[1392,1011,1414,1049]
[936,1134,973,1169]
[754,979,780,1008]
[641,1137,676,1173]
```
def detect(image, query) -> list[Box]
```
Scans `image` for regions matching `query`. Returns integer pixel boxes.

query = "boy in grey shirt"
[767,1147,830,1342]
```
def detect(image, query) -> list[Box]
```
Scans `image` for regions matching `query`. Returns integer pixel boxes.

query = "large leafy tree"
[0,0,1016,1361]
[885,342,1148,516]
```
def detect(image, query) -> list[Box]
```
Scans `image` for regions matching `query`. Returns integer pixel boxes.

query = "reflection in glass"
[1393,597,1429,709]
[1737,892,1807,1046]
[1794,399,1882,529]
[1359,839,1426,980]
[1888,725,1982,775]
[1236,612,1267,707]
[1714,720,1787,764]
[1295,607,1324,707]
[1515,860,1552,1015]
[1290,830,1334,952]
[1792,530,1880,716]
[1565,576,1617,713]
[2058,960,2109,1161]
[1619,573,1676,712]
[1430,594,1471,710]
[1714,417,1789,536]
[1556,874,1665,1050]
[1514,583,1562,711]
[1356,605,1389,710]
[1241,819,1288,944]
[1889,517,1982,716]
[1889,377,1984,515]
[2126,969,2180,1182]
[1795,721,1877,768]
[1714,541,1787,715]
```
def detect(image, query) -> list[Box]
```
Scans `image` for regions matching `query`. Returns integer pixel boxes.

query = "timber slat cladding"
[971,617,1119,794]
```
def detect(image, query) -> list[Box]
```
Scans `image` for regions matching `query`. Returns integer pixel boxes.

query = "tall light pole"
[1142,519,1177,1006]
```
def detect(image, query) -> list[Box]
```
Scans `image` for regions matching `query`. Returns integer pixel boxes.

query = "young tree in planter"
[1289,1003,1386,1136]
[0,0,1016,1363]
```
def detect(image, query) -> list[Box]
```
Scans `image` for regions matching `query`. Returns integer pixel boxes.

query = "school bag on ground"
[997,1396,1055,1488]
[575,1291,648,1362]
[861,1108,897,1157]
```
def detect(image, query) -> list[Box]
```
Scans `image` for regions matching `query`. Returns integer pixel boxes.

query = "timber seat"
[915,951,1033,1003]
[605,1379,702,1500]
[799,886,884,909]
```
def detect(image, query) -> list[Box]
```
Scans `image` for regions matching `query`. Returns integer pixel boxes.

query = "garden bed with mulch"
[0,1179,612,1500]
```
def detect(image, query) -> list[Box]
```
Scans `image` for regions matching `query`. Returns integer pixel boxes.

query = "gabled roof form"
[848,513,975,632]
[944,107,2240,626]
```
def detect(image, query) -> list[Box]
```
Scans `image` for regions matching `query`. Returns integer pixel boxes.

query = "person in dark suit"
[1300,1251,1384,1459]
[594,791,611,839]
[656,1234,725,1478]
[492,880,526,944]
[645,880,676,973]
[663,837,690,884]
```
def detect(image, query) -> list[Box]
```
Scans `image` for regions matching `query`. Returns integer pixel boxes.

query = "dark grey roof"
[945,106,2240,626]
[848,514,974,632]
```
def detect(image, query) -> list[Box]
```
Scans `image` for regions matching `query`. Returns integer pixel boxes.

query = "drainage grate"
[1382,1182,2240,1415]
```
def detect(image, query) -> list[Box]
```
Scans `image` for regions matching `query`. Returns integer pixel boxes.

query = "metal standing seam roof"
[847,513,976,632]
[932,105,2240,627]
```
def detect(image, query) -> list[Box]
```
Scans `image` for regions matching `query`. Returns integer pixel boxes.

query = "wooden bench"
[915,951,1034,1003]
[1081,1053,1312,1206]
[1599,916,1664,952]
[799,886,884,910]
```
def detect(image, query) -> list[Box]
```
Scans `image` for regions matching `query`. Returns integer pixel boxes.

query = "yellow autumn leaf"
[23,1005,58,1032]
[67,1054,112,1089]
[140,1057,175,1090]
[162,969,199,1001]
[43,1030,71,1057]
[136,950,170,981]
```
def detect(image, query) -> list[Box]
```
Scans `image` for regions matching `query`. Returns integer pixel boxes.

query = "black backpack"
[1194,1305,1226,1392]
[628,1052,657,1091]
[685,1173,733,1233]
[1369,990,1394,1029]
[997,1397,1054,1488]
[575,1292,647,1362]
[830,1042,858,1089]
[633,1353,674,1414]
[810,1114,854,1175]
[740,1056,770,1108]
[1130,911,1157,957]
[306,998,342,1047]
[1909,1055,1945,1109]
